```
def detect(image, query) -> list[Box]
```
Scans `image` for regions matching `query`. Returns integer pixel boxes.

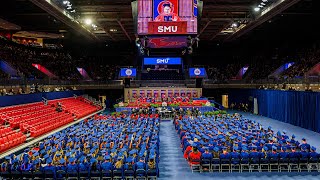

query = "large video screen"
[189,68,206,78]
[138,0,198,35]
[144,57,182,65]
[120,68,137,78]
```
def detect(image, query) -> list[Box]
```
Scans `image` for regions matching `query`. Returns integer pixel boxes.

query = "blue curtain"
[230,89,320,133]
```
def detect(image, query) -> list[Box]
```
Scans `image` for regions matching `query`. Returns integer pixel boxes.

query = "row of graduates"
[1,114,160,178]
[182,142,319,165]
[173,113,319,165]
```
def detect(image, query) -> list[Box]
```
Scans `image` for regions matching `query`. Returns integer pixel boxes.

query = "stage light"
[231,22,238,27]
[85,19,92,25]
[63,1,69,5]
[254,7,260,12]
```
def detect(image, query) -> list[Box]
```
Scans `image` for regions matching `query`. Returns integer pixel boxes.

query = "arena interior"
[0,0,319,180]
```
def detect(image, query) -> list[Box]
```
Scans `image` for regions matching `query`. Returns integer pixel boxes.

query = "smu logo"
[156,58,170,64]
[194,68,201,76]
[158,26,178,33]
[125,69,133,76]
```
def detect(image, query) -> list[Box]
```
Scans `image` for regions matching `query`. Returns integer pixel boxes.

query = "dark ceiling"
[0,0,313,43]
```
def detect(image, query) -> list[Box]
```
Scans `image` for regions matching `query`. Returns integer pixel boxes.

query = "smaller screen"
[144,57,182,65]
[189,68,206,77]
[120,68,137,77]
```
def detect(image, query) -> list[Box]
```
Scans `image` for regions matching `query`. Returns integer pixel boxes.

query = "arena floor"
[158,111,320,180]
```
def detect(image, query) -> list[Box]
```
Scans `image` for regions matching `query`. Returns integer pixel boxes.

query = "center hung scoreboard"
[137,0,198,35]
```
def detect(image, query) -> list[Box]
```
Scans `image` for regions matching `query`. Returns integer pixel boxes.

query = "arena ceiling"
[0,0,312,43]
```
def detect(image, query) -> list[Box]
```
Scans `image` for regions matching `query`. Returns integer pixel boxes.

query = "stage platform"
[115,106,217,113]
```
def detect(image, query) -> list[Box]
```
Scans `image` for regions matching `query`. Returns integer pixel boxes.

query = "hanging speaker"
[196,78,202,88]
[124,78,130,87]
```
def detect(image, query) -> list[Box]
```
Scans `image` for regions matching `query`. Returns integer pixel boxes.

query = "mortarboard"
[292,134,295,138]
[311,146,316,151]
[302,138,306,141]
[263,146,268,151]
[46,157,52,164]
[44,154,49,159]
[59,158,65,164]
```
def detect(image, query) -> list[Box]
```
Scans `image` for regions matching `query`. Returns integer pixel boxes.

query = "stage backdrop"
[229,89,320,133]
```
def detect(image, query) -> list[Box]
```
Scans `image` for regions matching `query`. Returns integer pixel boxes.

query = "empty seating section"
[49,97,99,118]
[0,97,101,153]
[0,125,26,152]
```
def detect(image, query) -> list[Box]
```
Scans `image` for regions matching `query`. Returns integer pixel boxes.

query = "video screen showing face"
[137,0,198,35]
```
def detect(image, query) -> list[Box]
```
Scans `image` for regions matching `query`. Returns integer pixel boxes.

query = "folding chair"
[136,169,147,180]
[240,158,250,172]
[259,157,270,172]
[113,169,123,180]
[211,158,220,172]
[220,158,231,172]
[79,170,89,180]
[101,170,112,179]
[56,170,67,180]
[21,170,33,179]
[269,157,279,172]
[147,169,157,180]
[0,170,11,179]
[190,160,201,173]
[231,158,240,172]
[249,158,260,172]
[299,157,309,172]
[308,157,319,172]
[33,170,45,180]
[44,170,55,180]
[124,169,135,180]
[200,158,211,172]
[90,170,101,180]
[288,158,299,172]
[67,171,79,180]
[278,158,289,172]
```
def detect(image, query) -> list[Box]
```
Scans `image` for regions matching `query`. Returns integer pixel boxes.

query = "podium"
[159,109,173,120]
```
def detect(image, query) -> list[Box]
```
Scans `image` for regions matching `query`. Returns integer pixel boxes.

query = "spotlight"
[63,1,69,5]
[254,7,260,12]
[231,22,238,27]
[85,19,92,25]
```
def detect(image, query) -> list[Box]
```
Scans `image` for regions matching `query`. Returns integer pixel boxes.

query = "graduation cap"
[302,137,306,141]
[263,146,268,151]
[281,146,287,151]
[24,148,30,153]
[46,157,53,164]
[69,157,75,163]
[59,158,65,164]
[33,152,39,157]
[213,147,219,152]
[90,157,97,164]
[104,155,111,160]
[291,134,296,138]
[5,156,11,160]
[311,146,316,151]
[44,154,49,159]
[272,146,277,151]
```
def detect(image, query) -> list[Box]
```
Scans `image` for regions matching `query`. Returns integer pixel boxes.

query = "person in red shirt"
[184,141,193,159]
[188,146,202,165]
[155,2,181,22]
